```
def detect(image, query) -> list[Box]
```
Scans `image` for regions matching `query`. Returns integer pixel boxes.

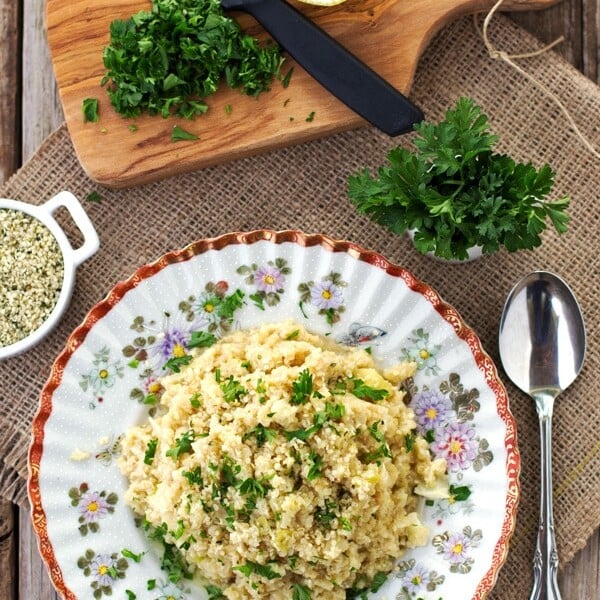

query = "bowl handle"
[41,191,100,266]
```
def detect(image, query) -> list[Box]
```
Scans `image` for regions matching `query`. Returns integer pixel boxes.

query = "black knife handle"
[221,0,423,135]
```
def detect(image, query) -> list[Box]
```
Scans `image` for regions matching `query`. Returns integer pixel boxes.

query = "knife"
[220,0,424,135]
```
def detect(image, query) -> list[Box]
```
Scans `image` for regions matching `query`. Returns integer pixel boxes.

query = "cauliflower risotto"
[118,321,447,599]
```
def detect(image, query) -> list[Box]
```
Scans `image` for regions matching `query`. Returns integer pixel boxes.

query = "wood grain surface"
[0,1,598,599]
[46,0,559,188]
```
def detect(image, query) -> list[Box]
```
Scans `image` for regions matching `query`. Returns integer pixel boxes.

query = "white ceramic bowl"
[0,191,99,359]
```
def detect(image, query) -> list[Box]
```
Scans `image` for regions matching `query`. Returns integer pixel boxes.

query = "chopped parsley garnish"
[217,289,245,320]
[290,369,313,405]
[102,0,284,119]
[233,560,282,580]
[285,329,300,340]
[171,125,199,142]
[349,377,389,401]
[206,585,226,599]
[405,432,415,451]
[238,477,269,498]
[189,393,201,408]
[121,548,145,563]
[143,521,192,583]
[188,330,217,348]
[242,424,277,447]
[306,111,315,122]
[292,583,312,599]
[163,354,193,373]
[182,466,203,487]
[125,591,136,600]
[220,375,247,403]
[307,450,323,481]
[449,484,472,502]
[363,421,392,463]
[347,571,388,598]
[144,439,158,465]
[314,500,338,528]
[85,191,102,203]
[281,67,294,89]
[166,430,196,460]
[82,98,99,123]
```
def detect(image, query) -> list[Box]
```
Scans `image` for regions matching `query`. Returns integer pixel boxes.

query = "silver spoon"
[499,271,586,600]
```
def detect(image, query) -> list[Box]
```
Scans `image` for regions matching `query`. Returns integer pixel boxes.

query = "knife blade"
[221,0,424,136]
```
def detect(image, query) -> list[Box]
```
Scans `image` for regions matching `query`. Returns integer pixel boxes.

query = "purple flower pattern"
[431,421,479,472]
[411,389,454,434]
[77,549,129,597]
[298,272,347,325]
[69,483,118,535]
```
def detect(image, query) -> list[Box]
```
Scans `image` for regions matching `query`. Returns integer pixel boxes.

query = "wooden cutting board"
[46,0,558,188]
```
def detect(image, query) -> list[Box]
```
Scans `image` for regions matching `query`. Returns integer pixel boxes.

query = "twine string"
[475,0,600,159]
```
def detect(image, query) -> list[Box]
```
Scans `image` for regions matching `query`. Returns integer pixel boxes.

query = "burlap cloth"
[0,13,598,599]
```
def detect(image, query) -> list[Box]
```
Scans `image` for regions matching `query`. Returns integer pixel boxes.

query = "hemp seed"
[0,208,64,347]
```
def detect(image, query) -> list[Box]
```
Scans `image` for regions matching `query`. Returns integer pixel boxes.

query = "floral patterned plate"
[29,230,519,600]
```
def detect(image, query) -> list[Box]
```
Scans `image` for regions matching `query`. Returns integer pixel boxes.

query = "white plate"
[29,230,519,600]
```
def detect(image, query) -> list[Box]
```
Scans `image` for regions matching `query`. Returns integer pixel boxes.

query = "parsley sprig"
[348,97,570,260]
[101,0,284,119]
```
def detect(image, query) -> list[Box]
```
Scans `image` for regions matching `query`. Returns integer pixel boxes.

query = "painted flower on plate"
[298,272,347,324]
[431,421,478,472]
[401,563,430,594]
[255,264,285,293]
[79,491,110,523]
[69,483,118,535]
[310,279,343,310]
[157,580,186,599]
[91,554,119,587]
[411,388,454,434]
[237,259,290,310]
[79,347,124,407]
[432,526,482,574]
[78,549,129,597]
[401,328,442,375]
[395,559,445,599]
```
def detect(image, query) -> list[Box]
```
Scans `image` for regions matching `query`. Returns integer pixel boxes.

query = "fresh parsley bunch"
[348,97,570,260]
[102,0,284,119]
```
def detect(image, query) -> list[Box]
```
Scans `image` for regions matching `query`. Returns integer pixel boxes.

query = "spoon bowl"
[499,271,586,600]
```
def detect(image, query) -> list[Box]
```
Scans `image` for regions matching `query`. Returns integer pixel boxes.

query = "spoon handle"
[530,393,562,600]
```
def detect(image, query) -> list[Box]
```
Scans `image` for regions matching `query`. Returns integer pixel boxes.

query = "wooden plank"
[45,0,559,188]
[0,0,21,182]
[22,0,64,163]
[0,501,17,599]
[559,529,600,599]
[509,0,599,83]
[18,508,59,600]
[9,1,600,599]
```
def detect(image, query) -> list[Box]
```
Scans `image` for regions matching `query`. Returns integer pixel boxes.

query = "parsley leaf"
[363,421,392,463]
[242,424,277,447]
[144,439,158,465]
[292,583,312,599]
[171,125,199,142]
[166,430,196,460]
[291,369,313,405]
[188,331,217,348]
[233,561,282,580]
[163,354,193,373]
[82,98,99,123]
[220,375,247,403]
[349,377,389,401]
[307,450,323,481]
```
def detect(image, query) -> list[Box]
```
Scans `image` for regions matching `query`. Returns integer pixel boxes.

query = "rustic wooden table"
[0,1,598,598]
